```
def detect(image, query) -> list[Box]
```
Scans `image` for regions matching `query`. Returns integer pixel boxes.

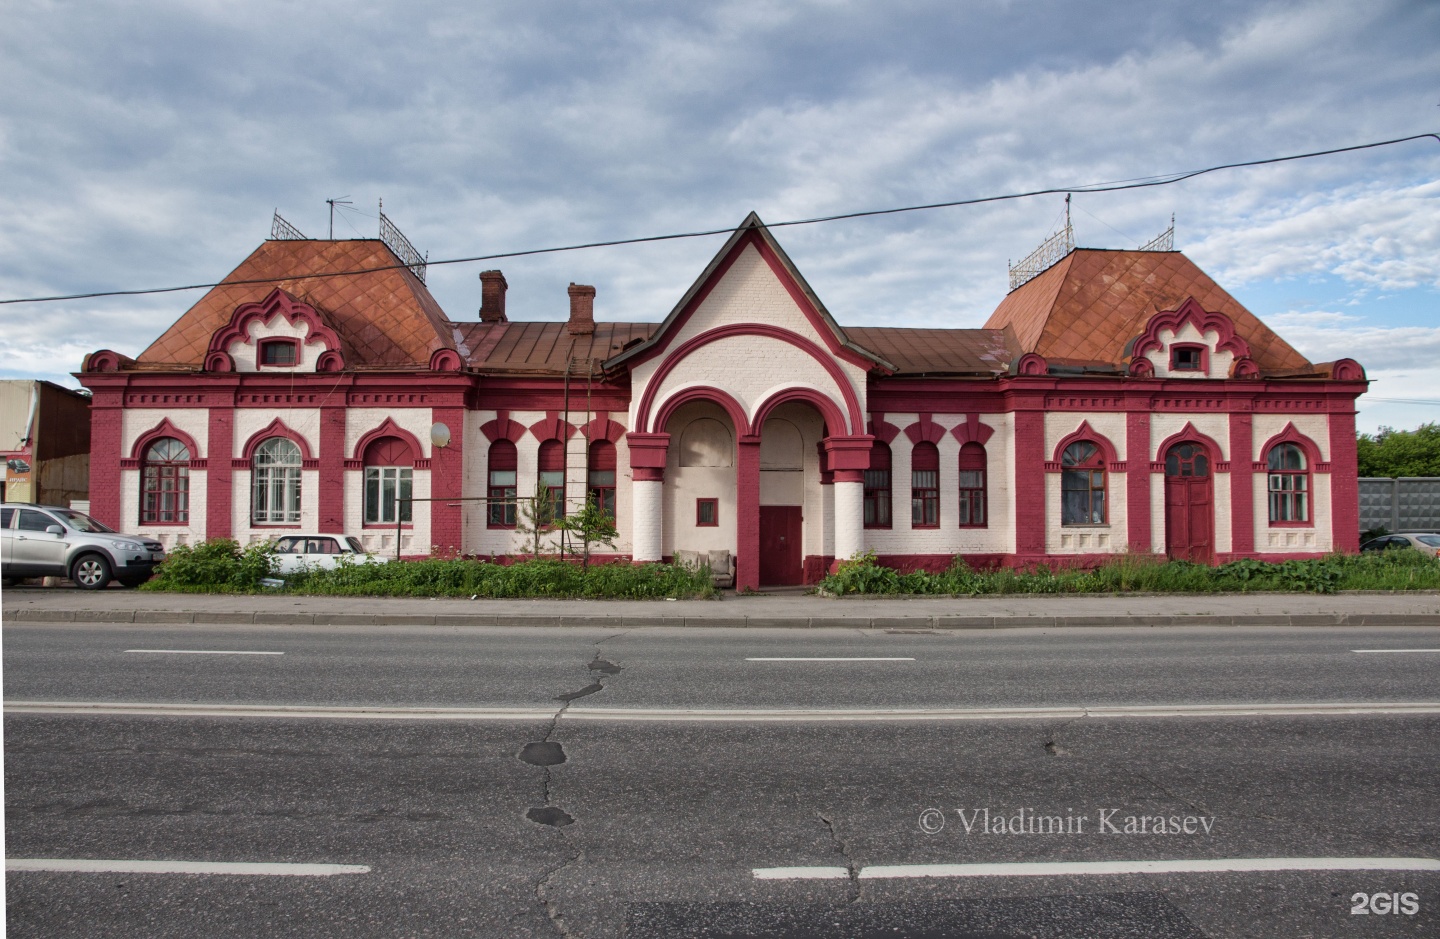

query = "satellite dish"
[431,422,451,449]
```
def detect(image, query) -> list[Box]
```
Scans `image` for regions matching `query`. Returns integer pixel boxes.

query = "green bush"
[141,539,277,592]
[817,548,1440,596]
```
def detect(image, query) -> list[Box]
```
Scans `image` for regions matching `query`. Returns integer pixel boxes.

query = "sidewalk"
[4,587,1439,629]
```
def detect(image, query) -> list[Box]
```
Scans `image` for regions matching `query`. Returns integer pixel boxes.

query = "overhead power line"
[2,132,1437,307]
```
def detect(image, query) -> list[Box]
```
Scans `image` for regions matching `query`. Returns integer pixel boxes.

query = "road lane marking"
[754,857,1440,880]
[10,701,1440,722]
[1353,649,1440,653]
[125,649,285,655]
[745,657,916,662]
[8,859,368,876]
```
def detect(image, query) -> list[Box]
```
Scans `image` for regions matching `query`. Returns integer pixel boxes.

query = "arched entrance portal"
[1164,442,1214,564]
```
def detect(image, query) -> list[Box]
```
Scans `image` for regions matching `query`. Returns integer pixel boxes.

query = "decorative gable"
[1127,297,1251,380]
[205,288,345,373]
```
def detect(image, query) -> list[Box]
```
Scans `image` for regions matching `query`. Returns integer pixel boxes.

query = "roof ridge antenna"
[1138,214,1176,252]
[1007,194,1074,291]
[270,210,307,241]
[325,196,353,240]
[377,199,428,283]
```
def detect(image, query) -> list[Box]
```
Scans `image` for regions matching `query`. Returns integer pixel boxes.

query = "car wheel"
[71,553,113,590]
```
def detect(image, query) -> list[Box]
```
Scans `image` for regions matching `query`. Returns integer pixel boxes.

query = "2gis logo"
[1350,892,1419,916]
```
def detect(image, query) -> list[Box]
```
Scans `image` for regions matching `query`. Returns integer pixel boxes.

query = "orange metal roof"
[844,327,1018,375]
[985,249,1312,373]
[138,240,454,368]
[455,321,660,374]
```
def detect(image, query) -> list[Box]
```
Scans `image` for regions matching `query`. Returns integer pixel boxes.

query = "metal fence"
[1359,477,1440,533]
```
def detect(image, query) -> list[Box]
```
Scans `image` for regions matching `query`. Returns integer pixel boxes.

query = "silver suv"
[0,504,165,590]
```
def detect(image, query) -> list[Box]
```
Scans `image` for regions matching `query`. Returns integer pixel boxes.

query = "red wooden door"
[1164,443,1214,564]
[759,505,803,585]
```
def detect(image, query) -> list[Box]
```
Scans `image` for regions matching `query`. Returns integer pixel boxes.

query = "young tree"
[1357,422,1440,477]
[557,494,619,571]
[515,479,556,559]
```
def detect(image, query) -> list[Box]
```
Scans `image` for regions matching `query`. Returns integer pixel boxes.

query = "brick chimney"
[479,270,508,322]
[567,283,596,335]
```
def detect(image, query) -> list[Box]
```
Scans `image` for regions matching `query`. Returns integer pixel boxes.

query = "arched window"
[958,442,986,527]
[588,440,616,518]
[1061,441,1106,525]
[538,439,566,520]
[363,437,414,525]
[863,441,892,529]
[1267,443,1309,523]
[141,437,190,524]
[487,440,518,528]
[252,437,302,524]
[911,442,939,528]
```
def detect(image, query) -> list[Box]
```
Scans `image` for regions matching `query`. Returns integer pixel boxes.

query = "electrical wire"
[2,132,1436,307]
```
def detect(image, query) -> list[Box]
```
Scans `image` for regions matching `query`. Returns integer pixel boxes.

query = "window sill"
[863,525,893,531]
[1268,521,1314,529]
[486,524,517,531]
[363,524,414,530]
[139,520,190,527]
[250,523,302,528]
[1061,523,1110,528]
[958,524,989,530]
[911,524,940,530]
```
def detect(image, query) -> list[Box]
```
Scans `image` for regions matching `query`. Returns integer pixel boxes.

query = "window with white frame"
[252,437,302,524]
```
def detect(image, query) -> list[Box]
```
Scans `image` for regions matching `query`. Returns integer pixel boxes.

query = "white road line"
[1353,649,1440,653]
[125,650,284,655]
[754,857,1440,880]
[8,700,1440,722]
[745,657,915,662]
[8,859,368,876]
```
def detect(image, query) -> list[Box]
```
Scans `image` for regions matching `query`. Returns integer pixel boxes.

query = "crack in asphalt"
[817,811,860,904]
[536,850,583,938]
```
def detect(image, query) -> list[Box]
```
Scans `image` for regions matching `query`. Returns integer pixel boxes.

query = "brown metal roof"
[138,240,454,368]
[985,249,1312,373]
[844,327,1018,375]
[456,321,660,374]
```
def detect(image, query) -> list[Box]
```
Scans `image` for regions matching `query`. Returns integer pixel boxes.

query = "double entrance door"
[1164,442,1214,564]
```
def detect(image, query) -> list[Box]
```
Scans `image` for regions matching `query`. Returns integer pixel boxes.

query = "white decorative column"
[833,478,864,562]
[625,431,670,562]
[632,479,664,562]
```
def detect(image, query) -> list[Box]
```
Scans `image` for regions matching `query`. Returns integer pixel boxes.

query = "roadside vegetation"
[818,550,1440,596]
[140,538,715,599]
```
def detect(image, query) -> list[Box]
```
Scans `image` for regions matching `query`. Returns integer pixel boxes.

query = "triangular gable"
[603,212,894,373]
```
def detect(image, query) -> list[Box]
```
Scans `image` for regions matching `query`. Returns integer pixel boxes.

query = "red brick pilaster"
[1013,408,1046,557]
[736,435,761,591]
[1126,408,1151,552]
[319,405,346,532]
[1328,402,1360,552]
[430,407,465,556]
[87,388,125,528]
[206,405,234,540]
[1229,411,1254,555]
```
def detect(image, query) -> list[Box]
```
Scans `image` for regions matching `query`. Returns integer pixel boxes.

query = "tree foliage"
[557,494,619,571]
[1357,423,1440,478]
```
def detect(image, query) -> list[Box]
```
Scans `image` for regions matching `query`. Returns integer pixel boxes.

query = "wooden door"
[759,505,803,585]
[1164,443,1214,564]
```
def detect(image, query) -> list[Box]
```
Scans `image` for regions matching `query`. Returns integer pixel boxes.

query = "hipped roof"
[137,240,453,368]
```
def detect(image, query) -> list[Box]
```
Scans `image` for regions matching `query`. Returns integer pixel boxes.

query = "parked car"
[268,534,392,574]
[0,503,165,589]
[1360,533,1440,558]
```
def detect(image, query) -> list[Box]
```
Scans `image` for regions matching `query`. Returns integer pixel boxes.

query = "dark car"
[0,503,165,589]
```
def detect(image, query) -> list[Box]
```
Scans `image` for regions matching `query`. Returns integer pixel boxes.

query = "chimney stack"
[567,283,596,335]
[479,270,508,322]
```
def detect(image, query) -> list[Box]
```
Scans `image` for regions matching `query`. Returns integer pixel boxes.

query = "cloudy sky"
[1,0,1436,433]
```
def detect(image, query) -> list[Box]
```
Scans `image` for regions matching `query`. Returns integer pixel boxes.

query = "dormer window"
[259,338,299,368]
[1170,345,1204,372]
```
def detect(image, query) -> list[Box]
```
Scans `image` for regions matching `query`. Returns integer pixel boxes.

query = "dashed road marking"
[8,859,368,876]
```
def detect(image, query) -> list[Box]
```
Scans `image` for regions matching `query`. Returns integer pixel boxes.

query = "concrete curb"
[7,608,1440,629]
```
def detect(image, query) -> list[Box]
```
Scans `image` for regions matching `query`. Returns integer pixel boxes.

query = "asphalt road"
[6,621,1440,938]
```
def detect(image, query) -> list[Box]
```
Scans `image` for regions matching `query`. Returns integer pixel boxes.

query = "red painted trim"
[529,414,578,442]
[696,498,719,526]
[753,385,848,437]
[428,348,464,372]
[581,416,625,443]
[1153,422,1226,464]
[128,418,202,461]
[1130,297,1251,361]
[950,413,995,447]
[902,413,946,445]
[822,435,875,471]
[1258,421,1323,470]
[1050,420,1121,467]
[479,414,526,444]
[1014,411,1046,555]
[239,417,314,460]
[84,349,132,373]
[1015,353,1048,376]
[833,469,864,483]
[207,287,345,365]
[635,324,863,435]
[1128,357,1154,378]
[257,337,300,369]
[1230,357,1260,378]
[430,405,465,555]
[350,417,425,462]
[632,467,665,482]
[749,233,879,371]
[867,414,900,444]
[1229,413,1254,554]
[652,385,750,437]
[1125,411,1151,552]
[319,406,346,532]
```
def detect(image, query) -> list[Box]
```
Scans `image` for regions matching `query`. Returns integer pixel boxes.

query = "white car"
[269,534,392,574]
